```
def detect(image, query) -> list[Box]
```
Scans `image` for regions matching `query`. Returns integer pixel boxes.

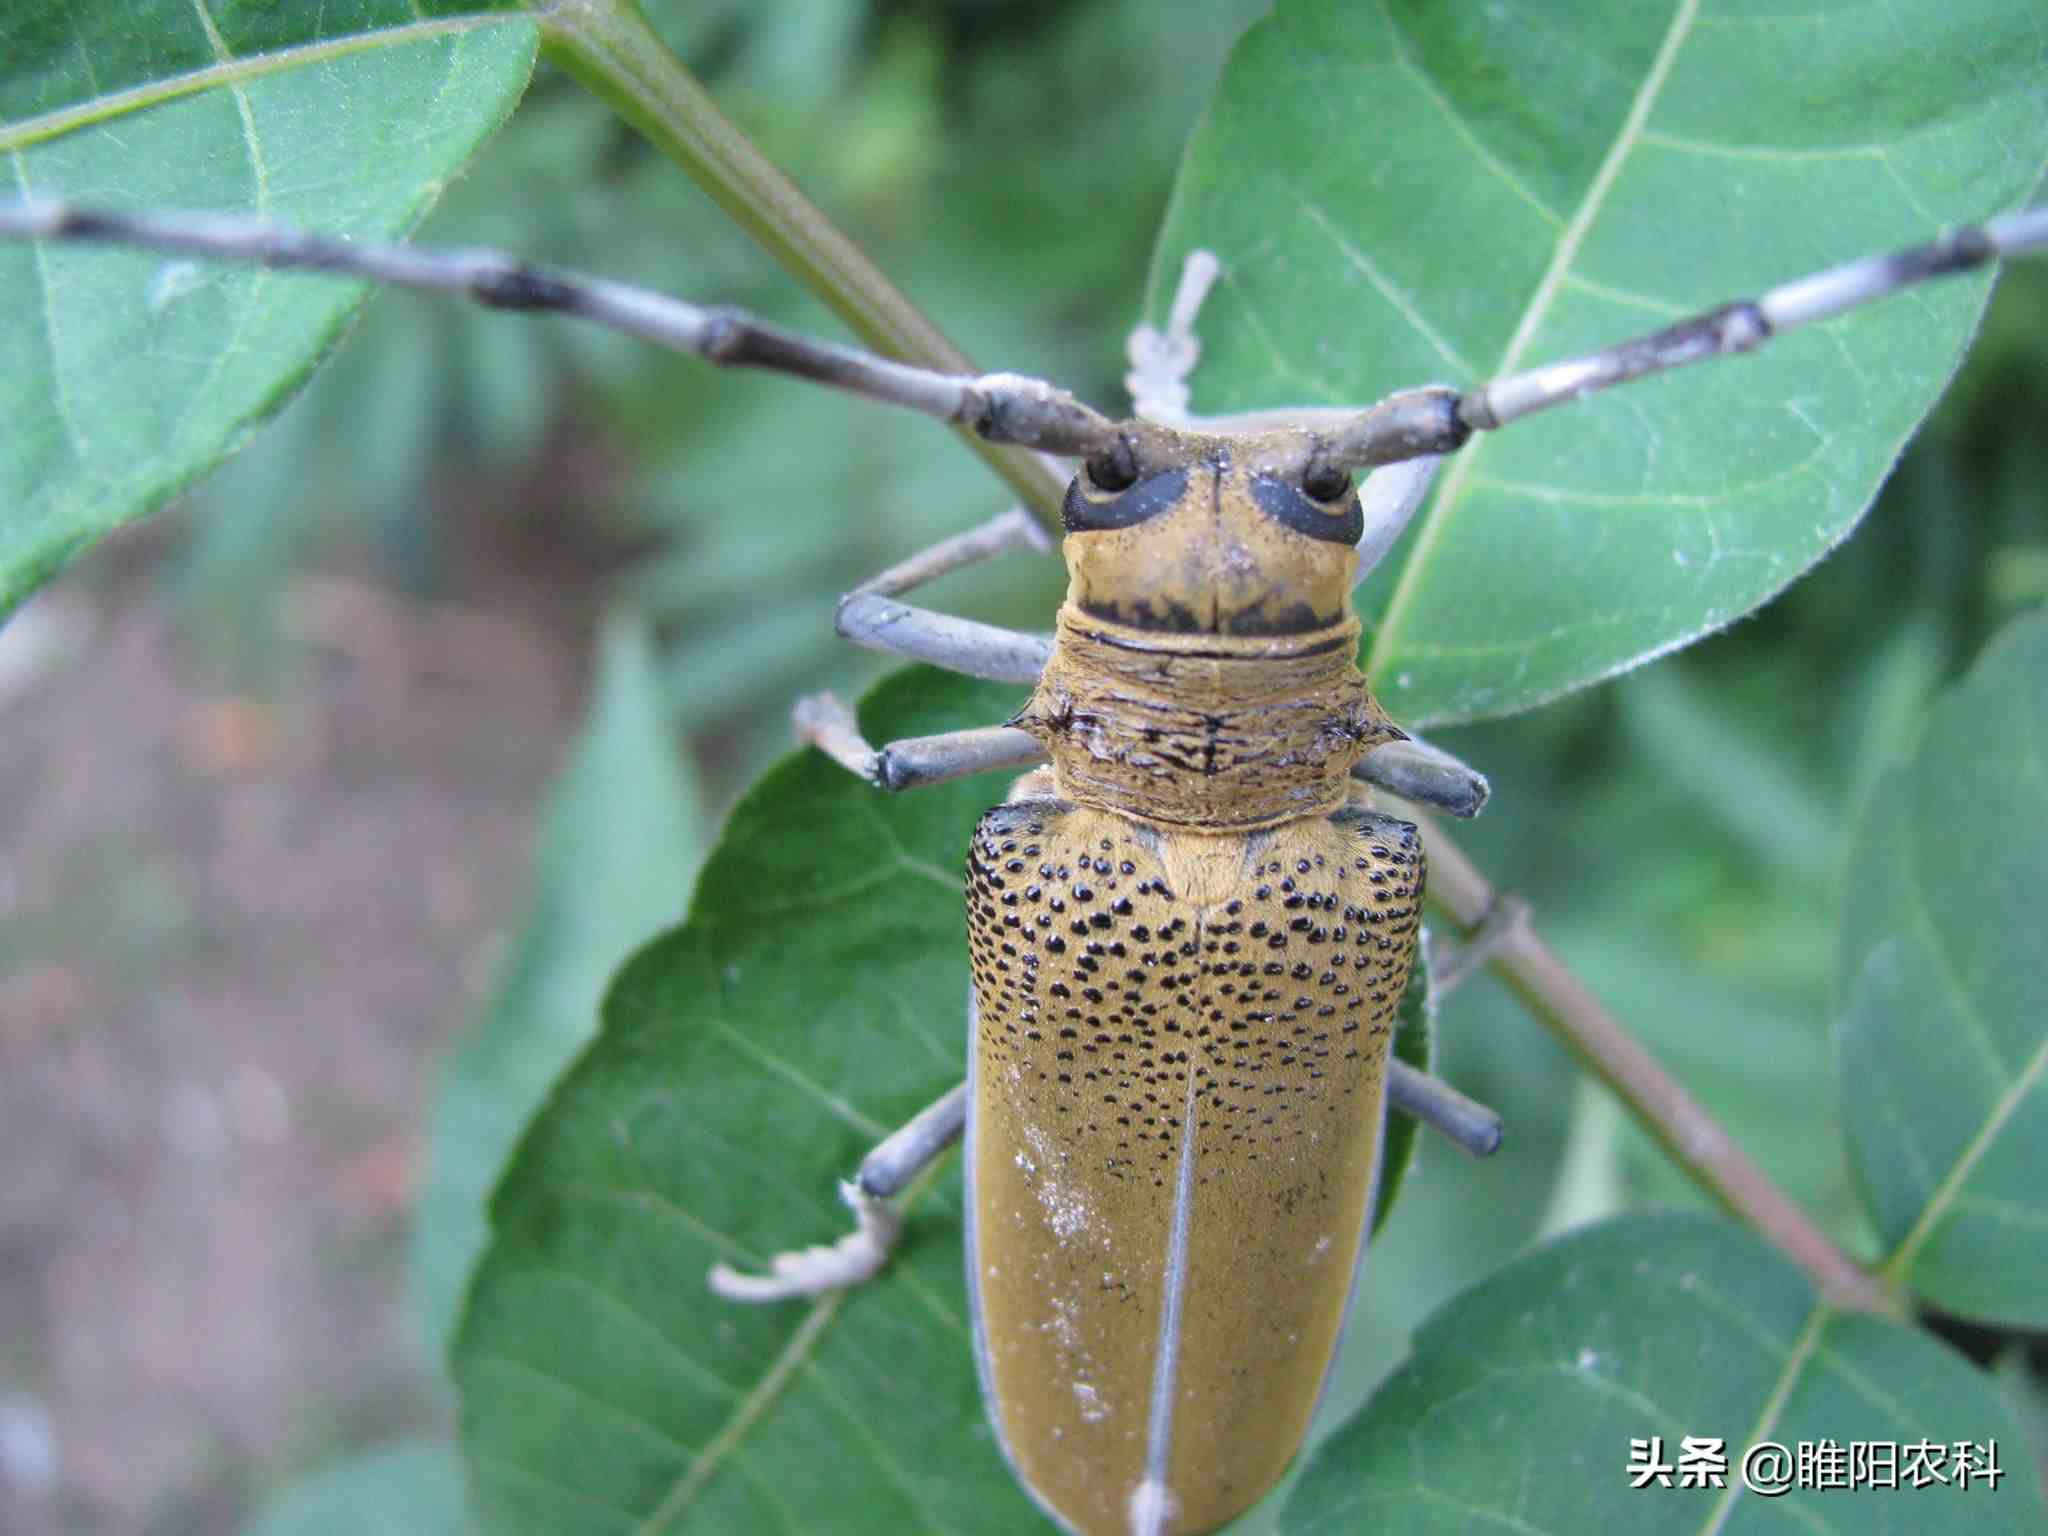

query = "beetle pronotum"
[7,188,2041,1535]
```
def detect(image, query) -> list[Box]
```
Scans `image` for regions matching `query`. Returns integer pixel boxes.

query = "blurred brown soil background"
[0,493,607,1535]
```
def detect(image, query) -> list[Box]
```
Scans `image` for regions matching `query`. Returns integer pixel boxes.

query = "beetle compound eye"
[1302,461,1351,503]
[1063,465,1191,533]
[1085,439,1139,493]
[1250,471,1364,545]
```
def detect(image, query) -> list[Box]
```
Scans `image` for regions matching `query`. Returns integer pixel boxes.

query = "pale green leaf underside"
[453,667,1433,1533]
[1839,610,2048,1327]
[1152,0,2048,723]
[409,609,703,1351]
[241,1439,464,1536]
[1288,1214,2043,1533]
[0,1,537,619]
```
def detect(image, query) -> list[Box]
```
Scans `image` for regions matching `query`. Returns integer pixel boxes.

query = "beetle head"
[1059,425,1360,635]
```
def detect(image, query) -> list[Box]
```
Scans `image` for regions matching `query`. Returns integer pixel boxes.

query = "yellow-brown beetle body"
[964,426,1423,1535]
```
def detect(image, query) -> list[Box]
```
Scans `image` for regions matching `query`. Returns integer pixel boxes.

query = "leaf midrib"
[636,1292,847,1536]
[1881,1026,2048,1284]
[0,12,519,153]
[1695,1301,1828,1536]
[1366,0,1703,681]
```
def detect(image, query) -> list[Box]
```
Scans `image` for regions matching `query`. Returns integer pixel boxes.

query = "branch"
[1415,816,1897,1316]
[0,199,1124,459]
[1326,205,2048,470]
[538,0,1073,528]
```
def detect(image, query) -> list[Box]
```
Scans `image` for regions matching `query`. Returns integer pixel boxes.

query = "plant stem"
[1421,820,1897,1317]
[534,0,1069,533]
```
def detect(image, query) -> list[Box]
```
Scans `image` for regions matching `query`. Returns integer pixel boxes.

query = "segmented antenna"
[3,198,2043,470]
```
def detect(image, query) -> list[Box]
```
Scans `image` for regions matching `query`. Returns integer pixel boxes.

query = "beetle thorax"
[1013,427,1404,831]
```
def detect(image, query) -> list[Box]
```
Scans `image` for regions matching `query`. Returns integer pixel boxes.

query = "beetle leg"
[1125,248,1460,453]
[853,1081,968,1197]
[835,506,1056,684]
[834,596,1051,683]
[1353,451,1444,578]
[1386,1059,1503,1158]
[852,504,1051,599]
[1124,248,1220,423]
[1124,249,1454,572]
[1428,890,1533,996]
[707,1082,967,1304]
[1127,249,1351,432]
[706,1180,902,1302]
[1354,736,1491,818]
[795,692,1048,791]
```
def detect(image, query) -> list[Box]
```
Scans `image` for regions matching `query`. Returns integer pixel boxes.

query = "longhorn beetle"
[6,197,2044,1531]
[5,11,2047,1536]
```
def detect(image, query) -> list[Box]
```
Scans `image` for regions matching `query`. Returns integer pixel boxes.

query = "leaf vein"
[1284,189,1478,379]
[1378,0,1565,230]
[0,16,521,155]
[795,1353,953,1534]
[1882,1021,2048,1280]
[1695,1302,1828,1536]
[1370,0,1705,675]
[467,1350,697,1458]
[636,1293,846,1535]
[469,1448,641,1528]
[712,1019,889,1140]
[510,1261,743,1402]
[6,152,91,471]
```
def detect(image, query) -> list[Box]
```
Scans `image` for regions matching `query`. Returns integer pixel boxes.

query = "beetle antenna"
[0,198,1126,459]
[1327,204,2048,471]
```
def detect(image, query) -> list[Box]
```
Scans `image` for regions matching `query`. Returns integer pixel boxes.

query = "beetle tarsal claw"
[791,691,882,783]
[706,1181,905,1303]
[1124,248,1222,425]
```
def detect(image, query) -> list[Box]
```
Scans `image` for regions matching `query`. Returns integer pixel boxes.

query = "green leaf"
[454,668,1037,1531]
[0,0,537,619]
[1151,0,2048,722]
[1839,609,2048,1326]
[410,608,705,1350]
[1287,1213,2045,1533]
[452,664,1439,1532]
[241,1439,463,1536]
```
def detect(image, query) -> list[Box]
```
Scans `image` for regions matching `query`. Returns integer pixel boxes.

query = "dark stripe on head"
[1075,596,1205,631]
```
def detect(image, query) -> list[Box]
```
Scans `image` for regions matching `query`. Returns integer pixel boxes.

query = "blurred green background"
[4,1,2043,1532]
